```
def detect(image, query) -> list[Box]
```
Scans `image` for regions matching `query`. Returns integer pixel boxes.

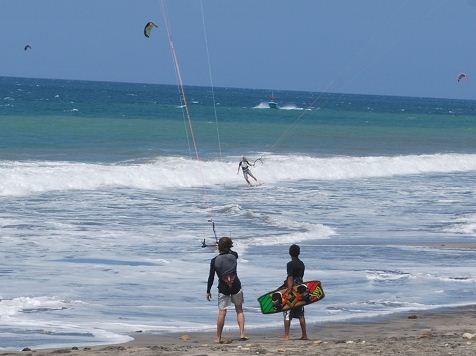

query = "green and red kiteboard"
[257,280,325,314]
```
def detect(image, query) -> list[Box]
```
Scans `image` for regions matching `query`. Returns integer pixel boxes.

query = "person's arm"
[286,275,294,291]
[286,261,294,291]
[206,258,215,300]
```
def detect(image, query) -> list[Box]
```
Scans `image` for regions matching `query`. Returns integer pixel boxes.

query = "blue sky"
[1,0,476,99]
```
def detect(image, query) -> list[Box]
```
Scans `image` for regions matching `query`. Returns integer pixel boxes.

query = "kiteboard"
[246,181,263,188]
[257,280,324,314]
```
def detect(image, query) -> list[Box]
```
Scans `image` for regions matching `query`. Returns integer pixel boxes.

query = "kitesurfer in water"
[282,244,308,341]
[206,237,247,343]
[237,156,258,186]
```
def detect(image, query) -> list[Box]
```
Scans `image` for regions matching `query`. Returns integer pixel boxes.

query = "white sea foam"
[366,270,411,282]
[241,222,334,249]
[0,296,70,319]
[208,203,334,256]
[444,213,476,235]
[1,153,476,197]
[366,268,476,284]
[417,273,476,283]
[0,297,132,350]
[279,104,305,110]
[216,204,336,255]
[252,102,271,109]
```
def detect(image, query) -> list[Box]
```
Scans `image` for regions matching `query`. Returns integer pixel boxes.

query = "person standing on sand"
[283,244,308,341]
[206,237,247,343]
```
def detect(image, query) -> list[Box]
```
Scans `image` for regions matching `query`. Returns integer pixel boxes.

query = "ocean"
[1,76,476,350]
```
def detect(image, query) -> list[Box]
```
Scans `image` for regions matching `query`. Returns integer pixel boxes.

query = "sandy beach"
[3,305,475,355]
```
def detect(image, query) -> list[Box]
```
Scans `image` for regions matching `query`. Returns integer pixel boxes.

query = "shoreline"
[4,305,476,355]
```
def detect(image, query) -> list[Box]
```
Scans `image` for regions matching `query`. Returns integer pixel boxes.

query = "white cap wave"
[1,153,476,196]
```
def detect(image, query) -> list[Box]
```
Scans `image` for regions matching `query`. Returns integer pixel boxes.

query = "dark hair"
[289,244,300,257]
[218,236,233,253]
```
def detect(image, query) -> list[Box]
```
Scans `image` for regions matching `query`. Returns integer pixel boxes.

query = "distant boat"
[268,91,278,109]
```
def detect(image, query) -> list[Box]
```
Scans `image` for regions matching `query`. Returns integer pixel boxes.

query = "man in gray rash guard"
[206,237,247,343]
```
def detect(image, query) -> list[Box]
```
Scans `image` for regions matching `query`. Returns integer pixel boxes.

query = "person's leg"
[247,170,258,182]
[217,293,231,343]
[283,319,291,341]
[299,316,308,340]
[216,309,227,343]
[283,310,291,340]
[243,171,251,186]
[235,304,246,339]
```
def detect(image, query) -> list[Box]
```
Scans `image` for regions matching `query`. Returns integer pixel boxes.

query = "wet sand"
[4,305,476,355]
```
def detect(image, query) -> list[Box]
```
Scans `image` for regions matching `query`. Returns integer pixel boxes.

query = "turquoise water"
[2,76,476,161]
[1,76,476,350]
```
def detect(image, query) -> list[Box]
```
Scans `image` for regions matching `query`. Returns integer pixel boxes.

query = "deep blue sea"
[1,76,476,350]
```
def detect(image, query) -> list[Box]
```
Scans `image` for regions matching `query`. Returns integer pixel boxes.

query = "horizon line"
[1,74,474,104]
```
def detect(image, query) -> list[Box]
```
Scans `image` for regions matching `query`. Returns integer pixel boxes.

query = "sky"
[1,0,476,99]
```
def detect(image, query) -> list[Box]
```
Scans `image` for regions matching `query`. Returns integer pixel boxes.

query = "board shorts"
[283,306,304,321]
[218,290,244,310]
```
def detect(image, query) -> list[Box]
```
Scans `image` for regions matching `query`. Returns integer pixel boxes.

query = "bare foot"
[300,336,309,341]
[283,336,289,341]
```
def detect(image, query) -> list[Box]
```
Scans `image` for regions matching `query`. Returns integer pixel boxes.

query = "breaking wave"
[1,153,476,196]
[210,203,335,256]
[279,104,305,110]
[444,213,476,235]
[252,102,271,109]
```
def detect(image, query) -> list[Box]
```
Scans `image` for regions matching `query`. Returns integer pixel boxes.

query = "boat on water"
[268,99,278,109]
[268,91,278,109]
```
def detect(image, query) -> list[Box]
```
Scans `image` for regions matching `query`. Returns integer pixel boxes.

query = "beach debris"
[135,330,143,333]
[71,346,79,350]
[237,346,251,351]
[361,340,366,344]
[218,338,232,344]
[408,314,418,319]
[104,346,125,351]
[463,332,476,340]
[277,348,286,352]
[21,347,32,351]
[457,72,468,83]
[179,334,191,341]
[313,340,323,345]
[418,331,433,339]
[144,22,159,38]
[346,340,354,344]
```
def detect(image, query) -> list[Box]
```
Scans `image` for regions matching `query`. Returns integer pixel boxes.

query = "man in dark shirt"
[283,244,308,341]
[206,237,247,343]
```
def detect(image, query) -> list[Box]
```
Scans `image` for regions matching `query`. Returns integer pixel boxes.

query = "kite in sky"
[457,73,468,83]
[144,22,158,38]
